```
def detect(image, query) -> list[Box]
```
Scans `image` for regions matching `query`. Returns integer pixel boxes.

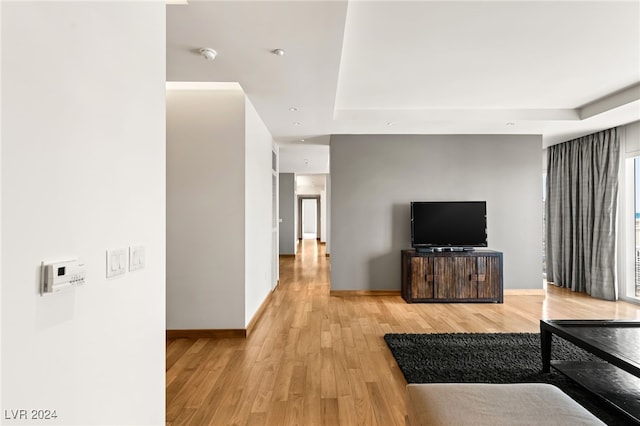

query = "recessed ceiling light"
[289,107,298,112]
[199,48,217,61]
[387,121,395,126]
[272,49,285,56]
[300,139,305,142]
[506,122,515,126]
[293,122,301,126]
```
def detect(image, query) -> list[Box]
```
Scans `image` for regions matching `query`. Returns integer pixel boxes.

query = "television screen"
[411,201,487,248]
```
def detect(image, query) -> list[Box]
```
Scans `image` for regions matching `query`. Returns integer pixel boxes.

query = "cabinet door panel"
[435,256,477,299]
[477,256,501,299]
[454,257,477,299]
[410,257,434,299]
[434,257,454,299]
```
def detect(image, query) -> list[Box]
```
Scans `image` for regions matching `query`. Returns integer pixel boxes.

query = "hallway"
[166,240,640,425]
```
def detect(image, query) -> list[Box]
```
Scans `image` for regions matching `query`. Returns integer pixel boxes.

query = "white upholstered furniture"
[406,383,604,425]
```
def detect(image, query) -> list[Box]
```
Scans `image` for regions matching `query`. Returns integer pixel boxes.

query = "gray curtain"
[545,128,619,301]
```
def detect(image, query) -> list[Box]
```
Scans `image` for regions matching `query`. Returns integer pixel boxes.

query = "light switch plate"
[129,245,145,272]
[106,248,127,278]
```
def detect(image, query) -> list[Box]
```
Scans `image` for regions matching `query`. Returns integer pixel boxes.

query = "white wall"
[279,173,296,254]
[294,181,299,243]
[320,188,327,243]
[297,185,323,195]
[326,174,331,253]
[166,88,246,329]
[1,2,165,424]
[624,121,640,153]
[244,99,274,326]
[330,134,543,291]
[0,0,4,409]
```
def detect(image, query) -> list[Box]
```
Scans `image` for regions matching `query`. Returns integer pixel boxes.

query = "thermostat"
[40,258,86,295]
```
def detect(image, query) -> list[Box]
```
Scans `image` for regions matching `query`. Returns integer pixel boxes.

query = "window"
[634,158,640,297]
[542,172,547,279]
[622,155,640,302]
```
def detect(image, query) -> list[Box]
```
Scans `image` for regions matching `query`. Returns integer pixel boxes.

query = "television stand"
[401,249,503,303]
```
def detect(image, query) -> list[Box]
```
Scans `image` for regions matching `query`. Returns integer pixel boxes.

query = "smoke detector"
[199,48,217,61]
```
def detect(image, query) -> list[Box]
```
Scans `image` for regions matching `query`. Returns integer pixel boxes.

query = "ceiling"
[167,0,640,156]
[295,174,327,191]
[279,144,330,174]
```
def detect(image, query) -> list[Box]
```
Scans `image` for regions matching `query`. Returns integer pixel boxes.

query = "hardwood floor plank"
[246,412,267,426]
[272,359,295,402]
[320,347,338,399]
[166,340,220,419]
[264,400,287,426]
[289,363,307,397]
[249,361,278,414]
[283,395,304,426]
[321,398,339,426]
[336,395,358,426]
[365,382,399,426]
[166,338,195,372]
[167,239,640,425]
[346,368,377,426]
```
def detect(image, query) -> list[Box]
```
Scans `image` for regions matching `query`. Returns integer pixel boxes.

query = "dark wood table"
[540,319,640,423]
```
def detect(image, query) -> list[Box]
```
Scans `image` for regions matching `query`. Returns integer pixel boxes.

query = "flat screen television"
[411,201,487,249]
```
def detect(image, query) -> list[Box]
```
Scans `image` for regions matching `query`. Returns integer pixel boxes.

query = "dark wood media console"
[401,249,503,303]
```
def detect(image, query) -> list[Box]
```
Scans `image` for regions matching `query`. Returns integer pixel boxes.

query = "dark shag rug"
[384,333,636,426]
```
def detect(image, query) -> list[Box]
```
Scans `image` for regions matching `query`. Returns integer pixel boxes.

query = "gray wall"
[330,134,543,291]
[279,173,296,254]
[167,89,246,329]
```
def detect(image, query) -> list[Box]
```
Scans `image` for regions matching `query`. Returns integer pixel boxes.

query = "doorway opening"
[302,198,318,239]
[298,195,321,241]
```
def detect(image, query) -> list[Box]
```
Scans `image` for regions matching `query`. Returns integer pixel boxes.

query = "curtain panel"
[545,128,619,301]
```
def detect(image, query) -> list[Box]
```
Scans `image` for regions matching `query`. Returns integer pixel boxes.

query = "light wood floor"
[166,240,640,425]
